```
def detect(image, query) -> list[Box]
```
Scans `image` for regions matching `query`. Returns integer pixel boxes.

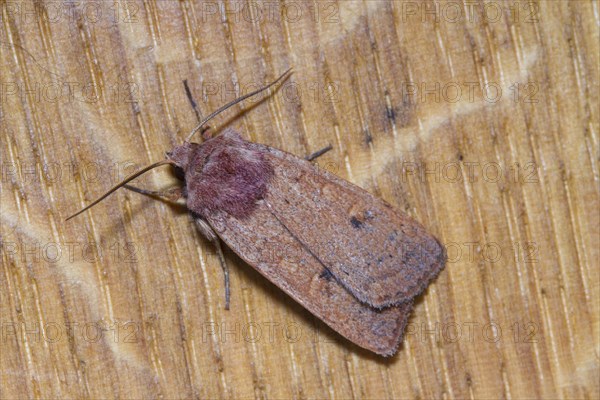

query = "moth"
[67,70,446,356]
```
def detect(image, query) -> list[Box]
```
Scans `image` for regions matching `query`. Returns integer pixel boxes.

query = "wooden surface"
[1,1,598,398]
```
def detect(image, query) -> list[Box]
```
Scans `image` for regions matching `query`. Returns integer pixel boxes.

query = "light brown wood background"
[1,0,598,398]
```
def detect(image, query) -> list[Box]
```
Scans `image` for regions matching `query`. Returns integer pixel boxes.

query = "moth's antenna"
[66,160,173,221]
[185,68,292,143]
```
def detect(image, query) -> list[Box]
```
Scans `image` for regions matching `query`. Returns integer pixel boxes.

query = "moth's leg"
[182,79,212,140]
[195,218,230,310]
[305,145,333,161]
[123,184,185,203]
[183,79,201,122]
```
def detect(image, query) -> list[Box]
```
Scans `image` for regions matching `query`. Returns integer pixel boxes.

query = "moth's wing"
[255,143,446,308]
[204,204,413,356]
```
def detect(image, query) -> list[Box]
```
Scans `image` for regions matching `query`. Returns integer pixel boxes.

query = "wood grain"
[1,1,598,398]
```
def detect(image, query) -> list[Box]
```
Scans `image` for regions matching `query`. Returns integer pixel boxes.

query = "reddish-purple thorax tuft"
[167,129,274,219]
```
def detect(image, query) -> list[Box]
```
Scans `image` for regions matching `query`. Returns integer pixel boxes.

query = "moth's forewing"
[253,144,446,309]
[206,205,413,356]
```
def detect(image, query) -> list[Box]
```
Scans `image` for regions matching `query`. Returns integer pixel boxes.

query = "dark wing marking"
[205,203,412,356]
[254,143,446,308]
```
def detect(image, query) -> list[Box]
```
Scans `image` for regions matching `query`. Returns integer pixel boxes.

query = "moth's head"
[166,142,200,169]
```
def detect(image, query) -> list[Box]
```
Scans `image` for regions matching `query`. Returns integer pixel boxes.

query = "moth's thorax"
[170,129,274,219]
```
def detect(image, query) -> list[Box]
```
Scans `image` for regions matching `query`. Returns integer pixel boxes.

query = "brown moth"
[67,70,446,356]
